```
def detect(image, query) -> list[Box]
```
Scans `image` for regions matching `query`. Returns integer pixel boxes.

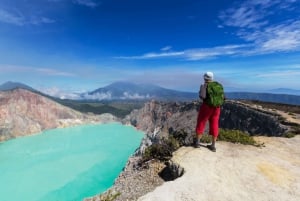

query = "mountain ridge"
[0,81,37,92]
[82,81,300,105]
[267,88,300,95]
[0,88,115,141]
[1,81,300,105]
[83,81,197,101]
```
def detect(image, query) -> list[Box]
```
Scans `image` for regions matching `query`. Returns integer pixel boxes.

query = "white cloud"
[117,0,300,60]
[256,21,300,52]
[219,4,268,29]
[121,92,150,100]
[219,0,297,29]
[117,51,184,59]
[161,46,172,51]
[255,70,300,78]
[117,0,299,61]
[30,17,55,25]
[40,87,81,99]
[0,9,55,26]
[81,91,151,100]
[82,92,112,100]
[117,44,252,61]
[184,45,251,60]
[219,0,300,54]
[0,9,24,26]
[233,21,300,55]
[117,0,298,60]
[73,0,100,8]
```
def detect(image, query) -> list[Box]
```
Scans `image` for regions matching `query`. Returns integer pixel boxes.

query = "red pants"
[196,102,221,137]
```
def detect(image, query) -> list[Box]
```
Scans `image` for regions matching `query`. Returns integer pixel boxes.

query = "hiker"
[195,72,225,152]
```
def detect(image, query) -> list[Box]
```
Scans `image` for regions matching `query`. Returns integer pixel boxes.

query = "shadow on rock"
[159,161,184,181]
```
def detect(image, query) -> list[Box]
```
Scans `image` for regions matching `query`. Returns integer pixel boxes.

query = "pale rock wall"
[123,100,289,154]
[0,89,116,141]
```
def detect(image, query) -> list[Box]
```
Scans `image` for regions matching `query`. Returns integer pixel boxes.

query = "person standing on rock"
[195,72,225,152]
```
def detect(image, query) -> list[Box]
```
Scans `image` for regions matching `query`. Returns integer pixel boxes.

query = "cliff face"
[220,101,288,136]
[0,89,112,141]
[123,100,289,153]
[88,100,298,201]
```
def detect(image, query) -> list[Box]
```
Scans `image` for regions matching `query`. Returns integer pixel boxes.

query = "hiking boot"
[194,142,201,148]
[193,138,201,148]
[207,144,216,152]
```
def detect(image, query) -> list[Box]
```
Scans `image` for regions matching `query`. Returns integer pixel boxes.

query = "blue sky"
[0,0,300,97]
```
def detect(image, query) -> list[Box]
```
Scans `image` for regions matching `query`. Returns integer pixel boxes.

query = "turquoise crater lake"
[0,123,144,201]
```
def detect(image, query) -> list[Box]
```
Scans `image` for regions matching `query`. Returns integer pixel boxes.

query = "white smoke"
[121,92,151,99]
[41,88,151,100]
[40,87,81,100]
[82,92,112,100]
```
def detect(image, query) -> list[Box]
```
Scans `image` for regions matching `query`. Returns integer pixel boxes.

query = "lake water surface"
[0,123,143,201]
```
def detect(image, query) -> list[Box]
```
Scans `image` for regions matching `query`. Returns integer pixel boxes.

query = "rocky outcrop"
[221,101,288,136]
[123,100,289,154]
[0,88,116,141]
[88,100,298,201]
[158,160,185,181]
[139,135,300,201]
[85,157,166,201]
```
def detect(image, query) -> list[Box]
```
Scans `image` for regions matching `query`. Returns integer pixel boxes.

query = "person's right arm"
[199,83,207,100]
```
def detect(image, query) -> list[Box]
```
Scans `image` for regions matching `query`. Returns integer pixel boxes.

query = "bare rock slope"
[123,100,292,155]
[88,100,299,201]
[0,88,114,141]
[139,135,300,201]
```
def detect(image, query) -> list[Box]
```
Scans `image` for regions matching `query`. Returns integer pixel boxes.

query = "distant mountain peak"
[0,81,36,92]
[83,81,197,101]
[268,88,300,95]
[107,81,160,89]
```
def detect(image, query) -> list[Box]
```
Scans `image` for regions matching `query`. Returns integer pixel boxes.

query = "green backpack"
[205,81,224,107]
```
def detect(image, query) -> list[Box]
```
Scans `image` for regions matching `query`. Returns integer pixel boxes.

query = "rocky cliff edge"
[139,135,300,201]
[87,100,300,201]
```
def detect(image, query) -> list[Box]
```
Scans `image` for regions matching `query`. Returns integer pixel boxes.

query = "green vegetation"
[199,134,212,143]
[278,116,287,122]
[171,129,188,146]
[218,129,262,146]
[283,132,296,138]
[142,135,179,162]
[199,129,262,146]
[290,125,300,135]
[295,126,300,133]
[142,129,263,162]
[56,99,145,118]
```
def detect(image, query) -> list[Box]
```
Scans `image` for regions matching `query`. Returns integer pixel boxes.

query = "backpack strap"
[199,83,208,100]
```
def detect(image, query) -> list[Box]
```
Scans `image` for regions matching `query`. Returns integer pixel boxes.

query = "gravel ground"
[85,157,166,201]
